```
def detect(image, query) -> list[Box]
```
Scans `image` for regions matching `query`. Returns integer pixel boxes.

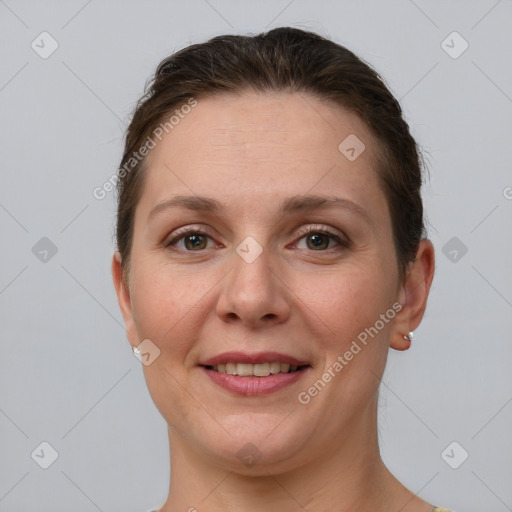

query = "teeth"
[253,362,270,377]
[225,362,237,375]
[237,363,254,377]
[211,362,303,376]
[269,362,281,374]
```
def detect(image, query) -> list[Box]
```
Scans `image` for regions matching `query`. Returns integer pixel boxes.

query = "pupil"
[308,233,327,250]
[186,234,205,250]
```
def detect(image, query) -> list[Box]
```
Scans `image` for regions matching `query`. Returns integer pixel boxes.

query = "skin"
[112,91,435,512]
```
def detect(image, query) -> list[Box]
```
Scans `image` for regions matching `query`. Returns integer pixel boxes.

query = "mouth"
[198,351,312,395]
[202,362,310,376]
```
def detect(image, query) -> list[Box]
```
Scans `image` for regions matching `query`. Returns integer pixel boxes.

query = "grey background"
[1,1,511,511]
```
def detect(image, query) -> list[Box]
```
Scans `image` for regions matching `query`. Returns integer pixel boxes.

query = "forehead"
[154,91,378,159]
[137,91,386,219]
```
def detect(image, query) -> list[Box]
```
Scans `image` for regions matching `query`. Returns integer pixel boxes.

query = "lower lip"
[201,366,310,396]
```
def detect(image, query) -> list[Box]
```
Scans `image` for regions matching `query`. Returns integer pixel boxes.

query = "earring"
[403,331,414,342]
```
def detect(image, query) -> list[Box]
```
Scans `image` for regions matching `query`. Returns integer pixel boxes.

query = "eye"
[164,228,218,251]
[294,225,349,251]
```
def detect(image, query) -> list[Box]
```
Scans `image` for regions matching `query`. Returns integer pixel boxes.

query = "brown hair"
[115,26,427,286]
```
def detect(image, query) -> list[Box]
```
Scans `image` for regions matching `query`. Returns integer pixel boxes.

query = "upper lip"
[199,351,310,367]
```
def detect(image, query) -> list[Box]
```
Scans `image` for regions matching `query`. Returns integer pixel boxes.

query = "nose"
[215,244,291,329]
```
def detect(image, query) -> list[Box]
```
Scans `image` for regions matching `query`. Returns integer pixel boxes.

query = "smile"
[201,364,311,396]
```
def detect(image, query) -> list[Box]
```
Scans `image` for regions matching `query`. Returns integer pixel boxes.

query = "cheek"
[129,260,207,349]
[305,263,394,343]
[306,267,394,408]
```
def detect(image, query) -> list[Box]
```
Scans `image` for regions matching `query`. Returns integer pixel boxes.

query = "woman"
[111,27,450,512]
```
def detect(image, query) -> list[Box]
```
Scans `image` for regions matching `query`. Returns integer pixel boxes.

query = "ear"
[390,239,435,351]
[111,251,138,349]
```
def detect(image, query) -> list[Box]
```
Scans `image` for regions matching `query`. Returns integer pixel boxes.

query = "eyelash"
[164,225,349,252]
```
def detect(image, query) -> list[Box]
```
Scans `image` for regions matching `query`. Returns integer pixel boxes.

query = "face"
[114,91,409,473]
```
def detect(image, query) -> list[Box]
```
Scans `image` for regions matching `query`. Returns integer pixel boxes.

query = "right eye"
[165,229,218,251]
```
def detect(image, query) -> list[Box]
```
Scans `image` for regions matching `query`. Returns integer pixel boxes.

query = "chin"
[199,415,312,473]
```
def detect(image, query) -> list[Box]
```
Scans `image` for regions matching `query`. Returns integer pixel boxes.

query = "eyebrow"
[148,194,372,223]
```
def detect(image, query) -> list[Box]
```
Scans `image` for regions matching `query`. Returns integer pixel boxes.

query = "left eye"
[294,227,348,251]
